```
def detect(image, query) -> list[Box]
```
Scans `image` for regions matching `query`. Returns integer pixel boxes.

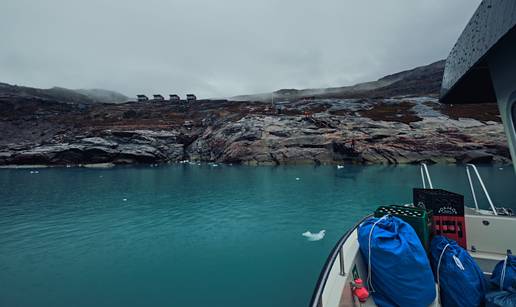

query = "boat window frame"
[512,99,516,134]
[508,91,516,168]
[509,90,516,141]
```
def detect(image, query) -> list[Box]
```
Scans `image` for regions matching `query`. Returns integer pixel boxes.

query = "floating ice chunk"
[122,198,127,202]
[337,165,344,169]
[295,177,300,181]
[302,230,326,241]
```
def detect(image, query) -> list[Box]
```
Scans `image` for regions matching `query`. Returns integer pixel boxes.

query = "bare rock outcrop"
[0,130,186,165]
[183,111,509,165]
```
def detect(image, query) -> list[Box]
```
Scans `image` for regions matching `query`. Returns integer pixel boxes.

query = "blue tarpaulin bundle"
[430,236,486,307]
[358,215,436,307]
[485,255,516,306]
[490,254,516,292]
[485,291,516,307]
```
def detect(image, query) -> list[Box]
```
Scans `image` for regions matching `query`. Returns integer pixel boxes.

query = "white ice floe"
[302,230,326,241]
[122,198,127,202]
[337,165,344,169]
[29,170,39,174]
[295,177,300,181]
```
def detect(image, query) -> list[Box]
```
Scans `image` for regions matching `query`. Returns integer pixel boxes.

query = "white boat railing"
[309,215,373,307]
[420,163,434,189]
[466,164,498,215]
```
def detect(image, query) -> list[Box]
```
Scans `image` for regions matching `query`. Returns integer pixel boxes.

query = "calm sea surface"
[0,164,514,307]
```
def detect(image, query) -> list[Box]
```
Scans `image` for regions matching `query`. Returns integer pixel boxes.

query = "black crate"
[413,188,464,216]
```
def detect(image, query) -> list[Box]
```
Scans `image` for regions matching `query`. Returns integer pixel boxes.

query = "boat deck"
[311,210,516,307]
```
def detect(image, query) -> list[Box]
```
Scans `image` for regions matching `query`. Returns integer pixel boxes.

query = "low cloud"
[0,0,481,98]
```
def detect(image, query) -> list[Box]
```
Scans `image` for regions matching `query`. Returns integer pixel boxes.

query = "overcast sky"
[0,0,481,98]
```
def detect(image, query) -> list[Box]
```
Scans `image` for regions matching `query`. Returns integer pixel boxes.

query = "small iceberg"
[337,165,344,169]
[29,170,40,174]
[295,177,300,181]
[302,230,326,241]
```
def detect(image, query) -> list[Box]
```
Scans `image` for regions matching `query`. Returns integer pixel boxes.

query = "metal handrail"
[420,163,433,189]
[309,214,373,307]
[466,164,497,215]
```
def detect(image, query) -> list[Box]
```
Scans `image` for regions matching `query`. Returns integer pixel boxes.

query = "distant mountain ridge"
[0,83,128,104]
[1,60,444,105]
[233,60,445,102]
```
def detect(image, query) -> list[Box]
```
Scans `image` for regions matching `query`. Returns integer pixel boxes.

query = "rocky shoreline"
[0,97,510,167]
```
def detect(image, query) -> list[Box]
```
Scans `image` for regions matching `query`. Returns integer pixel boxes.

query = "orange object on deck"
[352,278,369,302]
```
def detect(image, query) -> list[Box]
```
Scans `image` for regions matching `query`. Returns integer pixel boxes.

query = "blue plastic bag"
[358,215,436,307]
[430,236,486,307]
[485,290,516,307]
[490,254,516,292]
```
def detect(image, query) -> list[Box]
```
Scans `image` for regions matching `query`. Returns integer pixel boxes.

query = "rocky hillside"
[233,60,445,102]
[0,82,128,105]
[0,61,511,166]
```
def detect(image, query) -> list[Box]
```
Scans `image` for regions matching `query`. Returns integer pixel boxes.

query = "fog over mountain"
[74,89,129,104]
[0,0,481,98]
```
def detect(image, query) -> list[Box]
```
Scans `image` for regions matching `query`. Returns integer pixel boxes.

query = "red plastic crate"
[413,188,468,248]
[432,216,467,248]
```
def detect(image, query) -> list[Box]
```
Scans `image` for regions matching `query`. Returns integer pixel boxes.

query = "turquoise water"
[0,164,514,307]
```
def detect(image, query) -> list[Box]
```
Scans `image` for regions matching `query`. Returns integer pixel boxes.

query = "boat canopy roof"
[440,0,516,104]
